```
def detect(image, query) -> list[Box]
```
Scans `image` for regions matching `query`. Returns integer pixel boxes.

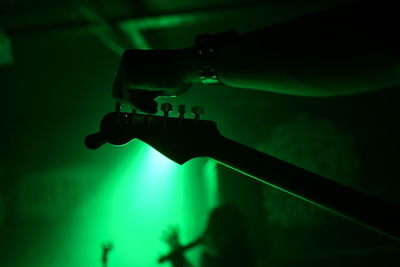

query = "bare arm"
[161,227,194,267]
[168,253,194,267]
[113,0,399,112]
[180,0,399,97]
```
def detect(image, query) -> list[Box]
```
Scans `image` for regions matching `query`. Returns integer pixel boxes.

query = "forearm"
[215,31,400,97]
[170,258,193,267]
[180,0,399,97]
[166,251,194,267]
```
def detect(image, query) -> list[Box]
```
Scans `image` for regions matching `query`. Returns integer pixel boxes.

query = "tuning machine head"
[161,103,173,117]
[178,105,186,119]
[192,106,205,121]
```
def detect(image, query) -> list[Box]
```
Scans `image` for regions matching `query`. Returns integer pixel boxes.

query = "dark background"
[1,0,399,266]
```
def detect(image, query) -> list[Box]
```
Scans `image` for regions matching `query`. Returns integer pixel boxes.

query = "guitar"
[85,103,400,242]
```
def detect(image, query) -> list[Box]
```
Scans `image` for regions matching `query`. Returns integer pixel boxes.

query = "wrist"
[176,47,201,84]
[177,30,238,86]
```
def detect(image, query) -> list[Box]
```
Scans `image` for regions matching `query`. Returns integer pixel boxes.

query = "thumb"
[128,89,162,114]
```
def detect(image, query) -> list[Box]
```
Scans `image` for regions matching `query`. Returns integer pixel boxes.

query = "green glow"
[203,159,219,210]
[74,141,188,266]
[104,142,182,266]
[27,140,217,267]
[258,114,360,227]
[0,30,13,65]
[11,140,219,266]
[123,15,198,29]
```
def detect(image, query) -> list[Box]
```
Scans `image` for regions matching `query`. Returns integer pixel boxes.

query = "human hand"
[102,242,113,252]
[162,226,182,250]
[112,49,193,113]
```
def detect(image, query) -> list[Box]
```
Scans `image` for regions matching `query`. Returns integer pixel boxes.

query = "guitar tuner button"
[161,103,173,112]
[178,105,186,114]
[116,113,128,124]
[192,106,204,114]
[161,103,173,118]
[192,106,205,121]
[131,109,137,124]
[179,105,186,119]
[161,103,173,128]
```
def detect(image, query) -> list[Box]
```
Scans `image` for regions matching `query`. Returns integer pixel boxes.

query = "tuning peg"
[192,106,204,121]
[131,109,137,124]
[178,105,186,119]
[161,103,173,128]
[161,103,173,117]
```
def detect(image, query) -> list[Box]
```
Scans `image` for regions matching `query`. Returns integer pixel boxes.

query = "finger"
[128,89,162,114]
[162,227,176,241]
[172,226,179,235]
[172,229,178,238]
[161,231,172,242]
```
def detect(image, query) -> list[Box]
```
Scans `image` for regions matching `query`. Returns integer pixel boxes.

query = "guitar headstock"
[85,103,221,164]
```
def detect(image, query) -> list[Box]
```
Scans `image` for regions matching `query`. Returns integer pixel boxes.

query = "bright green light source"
[63,141,212,267]
[203,159,219,210]
[26,141,218,266]
[103,142,182,266]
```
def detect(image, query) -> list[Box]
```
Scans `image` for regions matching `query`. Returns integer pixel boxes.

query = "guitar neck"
[205,135,400,242]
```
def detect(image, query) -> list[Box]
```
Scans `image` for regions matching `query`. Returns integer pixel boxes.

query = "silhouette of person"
[112,0,399,113]
[160,204,255,267]
[101,242,113,267]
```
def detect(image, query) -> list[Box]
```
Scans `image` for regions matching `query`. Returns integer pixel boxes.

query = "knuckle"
[121,49,135,65]
[121,49,132,59]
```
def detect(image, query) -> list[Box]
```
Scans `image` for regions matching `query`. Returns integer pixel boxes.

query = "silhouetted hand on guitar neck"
[112,49,194,113]
[112,0,399,113]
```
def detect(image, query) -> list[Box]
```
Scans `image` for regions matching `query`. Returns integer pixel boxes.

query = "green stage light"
[21,140,218,266]
[97,141,184,266]
[63,141,215,266]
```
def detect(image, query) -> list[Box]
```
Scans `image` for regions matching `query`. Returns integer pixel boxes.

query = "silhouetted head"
[202,204,250,257]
